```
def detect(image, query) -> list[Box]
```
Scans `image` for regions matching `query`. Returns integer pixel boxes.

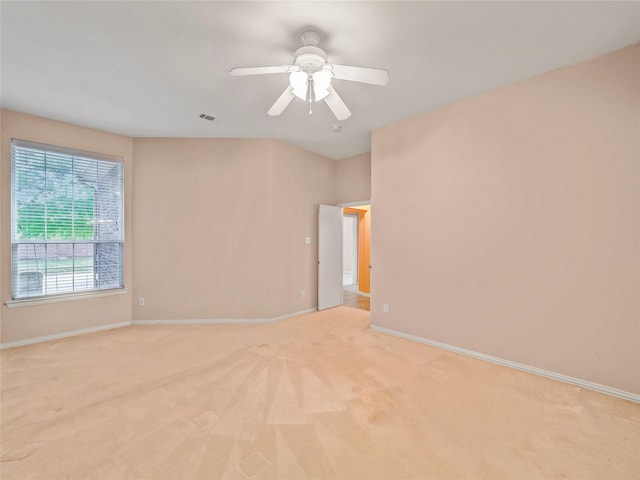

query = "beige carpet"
[1,306,638,479]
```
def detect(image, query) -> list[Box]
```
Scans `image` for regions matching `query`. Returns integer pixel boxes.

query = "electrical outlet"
[138,297,145,306]
[383,303,389,313]
[301,290,306,298]
[305,236,311,245]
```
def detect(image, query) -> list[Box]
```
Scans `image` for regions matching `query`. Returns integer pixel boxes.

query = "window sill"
[4,289,128,308]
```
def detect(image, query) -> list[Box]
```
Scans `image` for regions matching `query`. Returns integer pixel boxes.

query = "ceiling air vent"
[199,114,215,121]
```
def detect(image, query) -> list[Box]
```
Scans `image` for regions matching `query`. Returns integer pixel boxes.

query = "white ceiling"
[2,1,638,160]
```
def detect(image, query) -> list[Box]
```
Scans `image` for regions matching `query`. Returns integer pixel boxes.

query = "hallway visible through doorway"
[342,204,371,312]
[342,214,358,287]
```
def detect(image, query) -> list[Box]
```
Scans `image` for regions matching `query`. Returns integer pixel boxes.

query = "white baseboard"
[130,308,318,326]
[0,322,131,349]
[131,318,273,326]
[272,308,318,321]
[0,308,320,349]
[370,324,640,404]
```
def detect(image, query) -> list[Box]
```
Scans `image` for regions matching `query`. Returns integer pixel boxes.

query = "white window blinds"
[11,139,124,299]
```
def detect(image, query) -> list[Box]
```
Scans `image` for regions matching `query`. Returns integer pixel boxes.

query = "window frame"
[9,139,125,304]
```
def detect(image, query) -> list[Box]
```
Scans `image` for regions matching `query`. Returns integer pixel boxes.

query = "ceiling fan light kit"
[230,30,389,121]
[289,69,331,106]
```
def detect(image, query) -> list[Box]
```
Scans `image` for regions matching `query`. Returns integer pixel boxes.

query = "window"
[11,139,124,300]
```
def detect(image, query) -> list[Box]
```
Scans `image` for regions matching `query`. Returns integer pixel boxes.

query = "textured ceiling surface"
[2,1,638,159]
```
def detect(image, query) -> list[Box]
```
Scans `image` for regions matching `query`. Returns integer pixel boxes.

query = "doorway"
[317,202,371,312]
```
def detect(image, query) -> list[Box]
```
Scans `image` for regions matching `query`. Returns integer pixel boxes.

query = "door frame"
[339,200,371,208]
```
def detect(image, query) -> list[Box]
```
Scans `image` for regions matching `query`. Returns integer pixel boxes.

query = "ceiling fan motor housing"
[294,46,327,74]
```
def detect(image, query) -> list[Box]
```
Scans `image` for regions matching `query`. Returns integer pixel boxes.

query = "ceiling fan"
[230,30,389,121]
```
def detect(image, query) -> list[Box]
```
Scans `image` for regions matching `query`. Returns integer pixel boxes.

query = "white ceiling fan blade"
[330,64,389,86]
[230,65,292,76]
[267,87,296,116]
[324,85,351,121]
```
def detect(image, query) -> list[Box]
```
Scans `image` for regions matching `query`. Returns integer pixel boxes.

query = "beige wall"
[336,151,371,204]
[1,118,336,340]
[371,45,640,394]
[132,138,335,320]
[270,141,336,317]
[0,110,134,344]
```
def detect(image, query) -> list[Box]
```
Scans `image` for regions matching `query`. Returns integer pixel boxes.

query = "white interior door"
[318,204,343,310]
